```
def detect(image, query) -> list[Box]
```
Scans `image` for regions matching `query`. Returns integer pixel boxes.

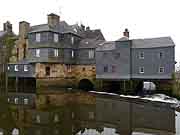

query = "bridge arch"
[78,79,94,91]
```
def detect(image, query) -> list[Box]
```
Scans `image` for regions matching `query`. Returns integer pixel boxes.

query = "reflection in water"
[176,111,180,135]
[3,91,179,135]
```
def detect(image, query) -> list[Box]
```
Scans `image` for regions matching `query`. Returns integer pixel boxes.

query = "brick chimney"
[3,21,12,33]
[19,21,30,39]
[123,28,129,38]
[48,13,60,27]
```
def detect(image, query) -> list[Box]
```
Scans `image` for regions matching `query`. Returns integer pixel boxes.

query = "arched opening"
[78,79,94,91]
[134,81,144,95]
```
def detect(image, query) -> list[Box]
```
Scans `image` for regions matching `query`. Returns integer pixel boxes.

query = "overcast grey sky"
[0,0,179,65]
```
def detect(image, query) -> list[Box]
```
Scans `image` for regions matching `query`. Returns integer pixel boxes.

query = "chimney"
[123,28,129,38]
[48,13,60,27]
[19,21,30,39]
[3,21,12,33]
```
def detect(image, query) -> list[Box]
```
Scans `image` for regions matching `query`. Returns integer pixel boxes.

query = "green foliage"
[0,96,16,133]
[2,34,17,62]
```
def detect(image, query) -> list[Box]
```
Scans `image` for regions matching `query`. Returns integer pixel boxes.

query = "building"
[96,31,175,92]
[7,13,175,94]
[7,13,105,93]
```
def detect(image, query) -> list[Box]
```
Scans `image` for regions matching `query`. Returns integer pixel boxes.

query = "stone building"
[7,13,176,94]
[7,13,105,93]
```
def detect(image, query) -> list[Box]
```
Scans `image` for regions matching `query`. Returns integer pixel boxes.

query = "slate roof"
[29,21,80,36]
[132,37,175,48]
[0,31,6,37]
[96,41,116,51]
[79,39,105,49]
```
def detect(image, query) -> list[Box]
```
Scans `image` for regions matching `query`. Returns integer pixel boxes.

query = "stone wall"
[35,64,97,90]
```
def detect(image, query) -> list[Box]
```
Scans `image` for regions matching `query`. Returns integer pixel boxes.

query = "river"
[0,91,180,135]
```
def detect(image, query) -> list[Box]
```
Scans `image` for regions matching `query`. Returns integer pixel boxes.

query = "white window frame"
[54,114,59,123]
[8,66,10,70]
[54,49,59,57]
[14,98,18,104]
[139,52,144,59]
[88,50,95,59]
[71,50,74,58]
[54,33,59,43]
[36,49,40,57]
[24,65,28,72]
[36,115,41,123]
[139,67,144,74]
[159,67,165,73]
[71,36,74,44]
[14,65,19,71]
[36,33,41,42]
[24,98,29,105]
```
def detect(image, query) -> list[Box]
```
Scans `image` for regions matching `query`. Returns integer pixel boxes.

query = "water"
[1,91,180,135]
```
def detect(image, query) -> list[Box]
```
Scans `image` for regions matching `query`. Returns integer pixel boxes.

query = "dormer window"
[54,49,59,57]
[14,65,18,71]
[36,49,40,57]
[54,33,59,43]
[36,33,41,42]
[71,36,74,44]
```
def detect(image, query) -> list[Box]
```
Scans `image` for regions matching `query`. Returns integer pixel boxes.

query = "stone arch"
[78,79,94,91]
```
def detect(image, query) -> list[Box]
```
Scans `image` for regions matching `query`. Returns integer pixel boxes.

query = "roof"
[0,31,6,37]
[96,41,116,51]
[116,36,129,41]
[132,37,175,48]
[29,21,81,36]
[79,39,105,49]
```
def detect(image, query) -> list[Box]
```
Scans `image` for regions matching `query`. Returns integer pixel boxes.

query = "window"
[88,50,95,59]
[159,67,164,73]
[66,65,72,72]
[82,67,86,71]
[36,49,40,57]
[104,66,108,72]
[54,49,59,57]
[36,33,41,42]
[54,114,59,123]
[71,50,74,58]
[8,66,10,70]
[14,65,18,71]
[88,112,94,120]
[112,65,116,73]
[24,98,29,105]
[14,98,18,104]
[114,53,120,59]
[24,65,28,72]
[72,112,75,119]
[139,52,144,59]
[139,67,144,74]
[159,52,163,59]
[54,33,59,43]
[45,66,50,76]
[36,115,41,123]
[71,36,74,44]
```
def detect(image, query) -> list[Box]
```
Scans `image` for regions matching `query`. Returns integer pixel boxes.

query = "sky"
[0,0,179,67]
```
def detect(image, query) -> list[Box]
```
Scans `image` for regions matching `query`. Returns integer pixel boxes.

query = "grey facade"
[96,40,131,80]
[8,13,105,78]
[96,37,175,80]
